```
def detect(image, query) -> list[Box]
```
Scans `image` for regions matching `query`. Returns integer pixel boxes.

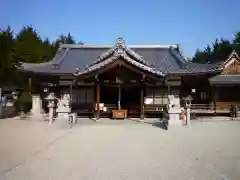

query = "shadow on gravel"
[152,121,168,130]
[0,107,18,119]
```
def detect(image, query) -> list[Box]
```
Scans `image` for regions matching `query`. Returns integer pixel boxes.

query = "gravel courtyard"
[0,118,240,180]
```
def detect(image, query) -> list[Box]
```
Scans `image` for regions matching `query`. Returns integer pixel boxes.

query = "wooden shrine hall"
[19,38,240,119]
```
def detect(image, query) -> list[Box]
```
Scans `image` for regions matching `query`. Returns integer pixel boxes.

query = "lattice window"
[72,89,93,104]
[145,88,168,105]
[200,92,208,100]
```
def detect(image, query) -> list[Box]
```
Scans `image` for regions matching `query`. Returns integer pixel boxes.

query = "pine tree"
[0,26,16,85]
[14,26,44,63]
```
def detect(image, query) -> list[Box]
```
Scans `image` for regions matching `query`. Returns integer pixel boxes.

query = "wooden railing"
[144,104,166,112]
[191,104,215,114]
[191,102,240,115]
[215,102,232,113]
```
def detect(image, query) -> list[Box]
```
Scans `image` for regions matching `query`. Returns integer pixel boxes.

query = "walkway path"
[0,118,240,180]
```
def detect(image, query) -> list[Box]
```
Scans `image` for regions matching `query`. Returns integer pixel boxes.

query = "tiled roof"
[75,38,165,76]
[170,62,220,74]
[20,38,220,76]
[209,74,240,85]
[79,54,165,76]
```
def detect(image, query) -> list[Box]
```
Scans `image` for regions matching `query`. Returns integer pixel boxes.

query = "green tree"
[52,32,77,54]
[191,45,212,64]
[65,33,76,44]
[0,24,85,87]
[191,38,234,64]
[210,38,233,64]
[233,32,240,53]
[41,38,54,62]
[14,26,45,63]
[0,26,17,86]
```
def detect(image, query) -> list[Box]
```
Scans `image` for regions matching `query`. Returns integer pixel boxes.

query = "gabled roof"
[74,38,165,76]
[88,39,150,67]
[19,38,221,76]
[217,50,240,69]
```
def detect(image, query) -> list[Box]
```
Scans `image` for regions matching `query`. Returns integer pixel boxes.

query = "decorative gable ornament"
[116,37,125,49]
[113,38,126,58]
[74,38,166,77]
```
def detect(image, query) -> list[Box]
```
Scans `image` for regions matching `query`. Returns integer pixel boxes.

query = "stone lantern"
[184,95,192,108]
[183,95,192,126]
[45,93,56,124]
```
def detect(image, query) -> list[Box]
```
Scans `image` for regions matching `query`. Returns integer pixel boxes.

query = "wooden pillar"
[140,85,144,120]
[69,83,73,103]
[168,85,171,95]
[28,77,32,93]
[118,85,121,110]
[140,74,146,120]
[0,87,2,101]
[213,87,217,116]
[96,82,100,120]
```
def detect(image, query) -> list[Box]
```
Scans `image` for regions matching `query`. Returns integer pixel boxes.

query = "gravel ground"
[0,118,240,180]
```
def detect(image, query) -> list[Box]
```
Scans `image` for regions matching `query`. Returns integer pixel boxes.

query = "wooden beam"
[101,83,139,88]
[213,87,217,116]
[118,85,121,110]
[96,83,100,120]
[140,85,144,120]
[168,85,171,95]
[0,88,2,101]
[28,77,32,93]
[69,83,73,103]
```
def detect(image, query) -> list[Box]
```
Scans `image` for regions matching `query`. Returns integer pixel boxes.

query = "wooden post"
[140,85,144,120]
[96,83,100,120]
[168,85,171,95]
[28,77,32,93]
[213,87,217,116]
[69,83,73,103]
[140,74,146,121]
[0,87,2,101]
[0,87,2,117]
[118,85,121,110]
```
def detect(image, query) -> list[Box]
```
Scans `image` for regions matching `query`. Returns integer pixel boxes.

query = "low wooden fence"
[191,104,215,114]
[191,102,240,116]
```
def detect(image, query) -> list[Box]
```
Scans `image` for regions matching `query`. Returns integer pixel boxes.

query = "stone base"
[54,116,70,129]
[93,118,100,122]
[57,112,70,119]
[29,112,45,121]
[30,107,45,121]
[139,119,144,123]
[56,107,71,114]
[54,110,72,128]
[168,113,182,126]
[140,113,144,121]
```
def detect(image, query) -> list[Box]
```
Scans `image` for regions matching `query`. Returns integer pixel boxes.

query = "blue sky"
[1,0,240,57]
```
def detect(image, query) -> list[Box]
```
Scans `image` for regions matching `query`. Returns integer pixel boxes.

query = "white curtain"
[145,88,168,105]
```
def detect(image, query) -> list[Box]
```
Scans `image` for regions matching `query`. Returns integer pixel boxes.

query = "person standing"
[1,95,6,108]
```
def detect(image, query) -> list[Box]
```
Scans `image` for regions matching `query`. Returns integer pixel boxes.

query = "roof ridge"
[60,44,178,49]
[86,38,153,68]
[169,47,188,68]
[54,48,69,64]
[74,54,165,77]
